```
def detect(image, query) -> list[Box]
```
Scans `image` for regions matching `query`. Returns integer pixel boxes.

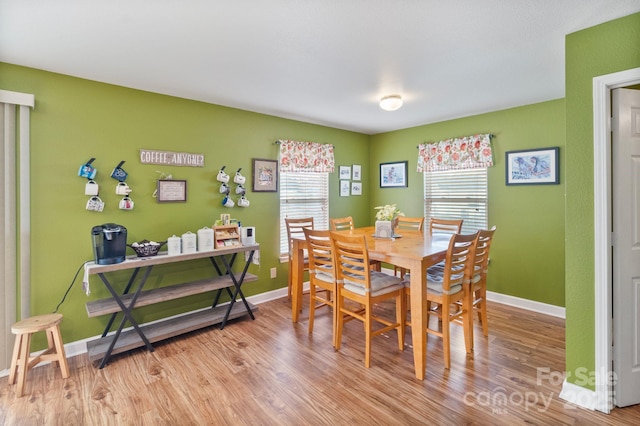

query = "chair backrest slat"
[330,232,370,289]
[285,217,314,254]
[441,232,478,291]
[396,216,425,231]
[429,218,463,235]
[330,216,354,231]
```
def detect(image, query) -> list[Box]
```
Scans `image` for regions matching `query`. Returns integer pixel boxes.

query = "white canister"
[197,227,214,251]
[181,231,197,254]
[167,235,181,256]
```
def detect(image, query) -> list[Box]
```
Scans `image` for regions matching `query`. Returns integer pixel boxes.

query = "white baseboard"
[559,380,598,411]
[486,291,565,319]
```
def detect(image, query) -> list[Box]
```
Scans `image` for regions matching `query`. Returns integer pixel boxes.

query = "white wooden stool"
[8,313,70,397]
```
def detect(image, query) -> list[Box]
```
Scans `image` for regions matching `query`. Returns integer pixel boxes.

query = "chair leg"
[287,260,293,299]
[478,288,489,337]
[364,304,372,368]
[49,325,70,378]
[15,333,32,397]
[335,294,344,350]
[396,292,405,351]
[308,285,316,334]
[441,302,451,370]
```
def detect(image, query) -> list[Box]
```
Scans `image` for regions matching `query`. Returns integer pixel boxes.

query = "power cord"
[53,261,89,313]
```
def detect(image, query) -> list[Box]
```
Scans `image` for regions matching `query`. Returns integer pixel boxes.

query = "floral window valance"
[278,140,335,173]
[417,133,493,172]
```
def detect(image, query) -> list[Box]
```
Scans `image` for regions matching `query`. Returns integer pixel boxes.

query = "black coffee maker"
[92,223,127,264]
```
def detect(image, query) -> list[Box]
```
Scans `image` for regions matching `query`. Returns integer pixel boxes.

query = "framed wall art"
[340,180,350,197]
[380,161,408,188]
[252,158,278,192]
[351,181,362,195]
[339,165,351,180]
[505,147,559,185]
[157,179,187,202]
[352,164,361,180]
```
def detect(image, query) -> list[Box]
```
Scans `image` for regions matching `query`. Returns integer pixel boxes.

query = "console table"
[84,243,259,368]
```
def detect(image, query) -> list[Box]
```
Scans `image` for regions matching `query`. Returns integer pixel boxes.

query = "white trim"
[592,67,640,414]
[0,90,34,109]
[560,380,598,411]
[486,291,565,318]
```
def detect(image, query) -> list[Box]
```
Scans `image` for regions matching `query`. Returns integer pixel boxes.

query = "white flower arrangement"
[374,204,404,221]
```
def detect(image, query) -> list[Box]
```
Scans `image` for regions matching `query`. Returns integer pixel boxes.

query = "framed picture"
[252,158,278,192]
[380,161,408,188]
[340,180,350,196]
[339,165,351,180]
[351,181,362,195]
[506,147,559,185]
[157,179,187,202]
[352,164,361,180]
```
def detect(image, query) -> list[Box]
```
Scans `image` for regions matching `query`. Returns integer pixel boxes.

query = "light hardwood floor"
[2,298,640,425]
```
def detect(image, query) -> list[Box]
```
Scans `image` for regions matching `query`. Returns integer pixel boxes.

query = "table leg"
[409,259,428,380]
[101,268,140,337]
[291,239,304,323]
[97,267,155,368]
[218,251,255,329]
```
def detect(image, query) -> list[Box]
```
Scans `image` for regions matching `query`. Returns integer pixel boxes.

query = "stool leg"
[49,325,70,379]
[8,334,22,385]
[15,333,32,397]
[45,328,59,368]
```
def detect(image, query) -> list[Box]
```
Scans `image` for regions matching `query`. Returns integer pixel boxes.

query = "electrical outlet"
[270,267,277,279]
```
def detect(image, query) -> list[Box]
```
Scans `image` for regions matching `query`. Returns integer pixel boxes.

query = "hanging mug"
[116,182,132,195]
[86,196,105,212]
[119,196,134,210]
[238,195,250,207]
[222,196,234,208]
[233,170,246,184]
[78,158,97,179]
[85,180,99,196]
[219,182,230,194]
[111,161,128,182]
[235,184,245,195]
[216,168,229,183]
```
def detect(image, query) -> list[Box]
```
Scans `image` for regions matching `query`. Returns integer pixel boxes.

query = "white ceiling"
[1,1,640,135]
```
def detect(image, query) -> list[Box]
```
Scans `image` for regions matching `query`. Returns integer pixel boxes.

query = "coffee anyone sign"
[140,149,205,167]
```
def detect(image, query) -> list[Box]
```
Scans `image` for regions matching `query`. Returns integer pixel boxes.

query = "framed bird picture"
[505,147,559,185]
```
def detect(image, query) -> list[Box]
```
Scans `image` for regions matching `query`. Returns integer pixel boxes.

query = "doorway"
[593,67,640,413]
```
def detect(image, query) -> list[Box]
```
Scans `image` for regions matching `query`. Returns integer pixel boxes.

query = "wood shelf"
[85,273,258,318]
[86,302,258,362]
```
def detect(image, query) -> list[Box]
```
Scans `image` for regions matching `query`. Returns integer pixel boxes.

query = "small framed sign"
[157,179,187,202]
[506,147,559,185]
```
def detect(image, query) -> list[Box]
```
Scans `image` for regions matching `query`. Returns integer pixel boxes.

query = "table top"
[86,243,260,274]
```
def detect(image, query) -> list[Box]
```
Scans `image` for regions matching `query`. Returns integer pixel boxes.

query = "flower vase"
[375,217,398,238]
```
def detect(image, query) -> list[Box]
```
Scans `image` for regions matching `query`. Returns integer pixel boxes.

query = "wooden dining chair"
[457,226,496,348]
[330,216,381,272]
[394,216,425,278]
[330,231,405,368]
[396,216,425,231]
[429,217,463,235]
[285,217,314,299]
[303,228,337,341]
[406,231,478,369]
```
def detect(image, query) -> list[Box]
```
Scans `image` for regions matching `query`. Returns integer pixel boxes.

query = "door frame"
[593,67,640,413]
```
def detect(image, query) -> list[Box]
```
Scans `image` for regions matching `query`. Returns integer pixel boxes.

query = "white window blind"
[424,168,488,233]
[279,171,329,255]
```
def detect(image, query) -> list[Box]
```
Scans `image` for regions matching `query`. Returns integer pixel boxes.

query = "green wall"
[0,63,370,344]
[1,29,582,349]
[565,12,640,389]
[369,100,566,306]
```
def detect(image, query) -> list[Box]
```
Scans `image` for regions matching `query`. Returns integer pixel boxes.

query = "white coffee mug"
[219,182,229,194]
[85,180,99,196]
[233,172,246,184]
[238,196,250,207]
[222,196,235,208]
[216,170,230,183]
[116,182,132,195]
[86,196,105,212]
[119,196,134,210]
[235,184,245,195]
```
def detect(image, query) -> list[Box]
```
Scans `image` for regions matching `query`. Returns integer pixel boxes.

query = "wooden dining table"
[290,226,450,380]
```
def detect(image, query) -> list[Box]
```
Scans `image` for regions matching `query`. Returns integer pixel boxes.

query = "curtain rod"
[416,133,494,149]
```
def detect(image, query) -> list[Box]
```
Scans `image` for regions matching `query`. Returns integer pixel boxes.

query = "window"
[279,171,329,257]
[424,168,488,233]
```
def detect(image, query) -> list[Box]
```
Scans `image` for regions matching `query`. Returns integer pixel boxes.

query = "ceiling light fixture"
[379,95,403,111]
